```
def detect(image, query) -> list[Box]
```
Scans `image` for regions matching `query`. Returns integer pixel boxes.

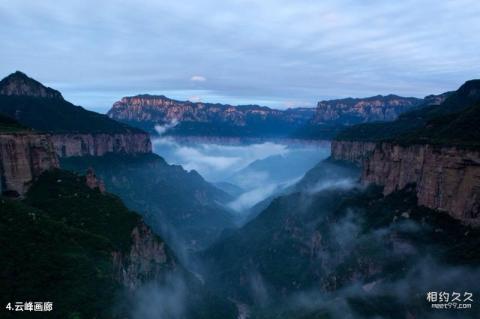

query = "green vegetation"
[61,153,234,251]
[335,79,480,147]
[0,95,143,133]
[0,169,238,318]
[0,169,142,318]
[0,113,29,132]
[394,103,480,148]
[204,164,480,318]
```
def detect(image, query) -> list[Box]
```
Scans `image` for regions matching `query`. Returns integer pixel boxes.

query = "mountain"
[0,71,63,99]
[0,169,178,318]
[332,79,480,223]
[1,168,237,319]
[293,94,436,140]
[61,153,235,252]
[107,94,316,137]
[312,94,424,125]
[203,160,480,318]
[335,82,479,143]
[0,71,151,157]
[0,72,237,252]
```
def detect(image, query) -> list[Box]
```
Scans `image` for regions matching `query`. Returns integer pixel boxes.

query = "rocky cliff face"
[0,133,59,196]
[0,71,63,99]
[113,221,177,290]
[363,143,480,223]
[330,140,377,165]
[107,95,315,136]
[312,95,423,125]
[108,95,313,125]
[50,132,152,157]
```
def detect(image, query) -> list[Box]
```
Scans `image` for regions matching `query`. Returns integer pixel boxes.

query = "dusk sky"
[1,0,480,112]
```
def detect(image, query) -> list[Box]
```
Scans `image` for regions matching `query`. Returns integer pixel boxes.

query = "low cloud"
[154,119,178,135]
[130,275,187,319]
[308,177,358,194]
[188,95,202,102]
[152,139,291,182]
[227,183,277,212]
[190,75,206,82]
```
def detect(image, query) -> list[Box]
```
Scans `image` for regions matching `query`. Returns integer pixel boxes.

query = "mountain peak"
[440,79,480,111]
[0,71,63,99]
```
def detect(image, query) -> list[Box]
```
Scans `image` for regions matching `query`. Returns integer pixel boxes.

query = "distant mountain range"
[107,94,316,137]
[107,93,438,139]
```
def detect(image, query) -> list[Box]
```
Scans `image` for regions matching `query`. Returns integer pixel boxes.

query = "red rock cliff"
[50,132,152,157]
[362,143,480,223]
[0,133,59,195]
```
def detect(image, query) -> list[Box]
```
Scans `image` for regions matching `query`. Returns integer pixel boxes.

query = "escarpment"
[311,95,423,125]
[362,143,480,222]
[0,133,59,196]
[107,94,315,136]
[50,132,152,157]
[331,79,480,223]
[330,140,376,166]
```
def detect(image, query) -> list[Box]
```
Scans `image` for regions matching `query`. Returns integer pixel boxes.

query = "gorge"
[0,71,479,319]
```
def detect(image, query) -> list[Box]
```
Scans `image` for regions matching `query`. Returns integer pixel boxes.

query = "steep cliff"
[107,94,315,137]
[0,72,151,157]
[112,221,177,290]
[0,132,59,196]
[330,140,376,166]
[50,132,151,157]
[363,143,480,223]
[312,94,423,125]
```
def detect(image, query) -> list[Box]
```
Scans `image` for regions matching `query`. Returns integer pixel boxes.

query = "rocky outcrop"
[0,71,63,99]
[330,140,376,166]
[312,95,423,125]
[363,143,480,223]
[50,133,152,157]
[423,92,453,106]
[112,222,177,290]
[85,168,105,193]
[0,133,59,196]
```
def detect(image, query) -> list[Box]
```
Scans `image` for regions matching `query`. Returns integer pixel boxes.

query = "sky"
[1,0,480,113]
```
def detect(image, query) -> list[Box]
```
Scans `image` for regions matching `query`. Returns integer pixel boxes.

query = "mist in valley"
[152,135,330,217]
[128,128,480,319]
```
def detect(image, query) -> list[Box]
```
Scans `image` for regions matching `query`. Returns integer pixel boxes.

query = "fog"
[152,135,330,213]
